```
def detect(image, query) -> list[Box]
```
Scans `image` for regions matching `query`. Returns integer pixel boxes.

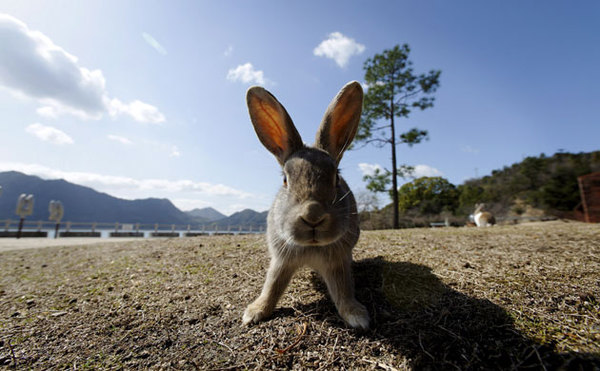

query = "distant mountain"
[213,209,268,229]
[0,171,268,228]
[185,207,227,223]
[0,171,193,225]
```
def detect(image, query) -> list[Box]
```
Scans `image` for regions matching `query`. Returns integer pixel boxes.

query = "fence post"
[154,223,158,233]
[16,194,35,239]
[4,219,10,232]
[48,201,64,238]
[17,218,24,239]
[66,221,72,232]
[114,222,119,233]
[187,224,191,233]
[135,223,140,233]
[37,220,42,232]
[91,223,96,233]
[171,224,175,233]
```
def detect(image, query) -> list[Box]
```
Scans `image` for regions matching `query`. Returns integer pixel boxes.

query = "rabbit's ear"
[315,81,363,164]
[247,87,303,165]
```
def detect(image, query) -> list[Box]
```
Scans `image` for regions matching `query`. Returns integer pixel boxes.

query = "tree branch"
[365,138,391,148]
[397,87,425,104]
[371,124,391,132]
[365,138,392,144]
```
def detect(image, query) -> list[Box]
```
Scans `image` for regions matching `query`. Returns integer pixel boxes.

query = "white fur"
[474,212,488,227]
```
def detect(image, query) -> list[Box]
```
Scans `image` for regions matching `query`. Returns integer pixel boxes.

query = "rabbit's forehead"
[284,150,337,178]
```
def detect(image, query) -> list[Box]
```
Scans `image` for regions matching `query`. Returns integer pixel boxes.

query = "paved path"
[0,237,148,253]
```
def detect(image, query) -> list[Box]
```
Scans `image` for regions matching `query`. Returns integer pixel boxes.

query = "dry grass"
[0,220,598,369]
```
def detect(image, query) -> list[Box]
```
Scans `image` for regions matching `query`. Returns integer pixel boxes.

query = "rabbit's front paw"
[339,301,370,330]
[242,299,271,325]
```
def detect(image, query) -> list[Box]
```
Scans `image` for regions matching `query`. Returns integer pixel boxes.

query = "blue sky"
[0,1,599,215]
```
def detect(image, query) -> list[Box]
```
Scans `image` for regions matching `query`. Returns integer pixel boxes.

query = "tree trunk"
[390,98,399,229]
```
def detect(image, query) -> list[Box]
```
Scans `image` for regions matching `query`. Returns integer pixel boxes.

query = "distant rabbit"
[242,81,369,329]
[473,203,496,227]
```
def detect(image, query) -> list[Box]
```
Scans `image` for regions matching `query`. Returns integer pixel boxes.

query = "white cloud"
[314,32,365,68]
[413,164,443,178]
[35,103,101,120]
[226,63,266,85]
[0,14,165,123]
[358,163,385,177]
[224,45,234,57]
[361,81,386,93]
[108,98,165,124]
[169,145,181,158]
[107,134,133,145]
[25,123,74,145]
[0,162,254,199]
[142,32,167,55]
[36,106,62,119]
[359,162,442,178]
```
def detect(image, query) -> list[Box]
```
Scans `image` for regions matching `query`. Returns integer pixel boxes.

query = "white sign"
[49,200,64,222]
[16,194,34,218]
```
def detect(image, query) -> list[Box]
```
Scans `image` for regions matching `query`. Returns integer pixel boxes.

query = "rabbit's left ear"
[247,86,303,165]
[315,81,363,164]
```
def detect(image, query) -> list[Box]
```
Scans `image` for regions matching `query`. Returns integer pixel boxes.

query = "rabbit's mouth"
[291,225,341,246]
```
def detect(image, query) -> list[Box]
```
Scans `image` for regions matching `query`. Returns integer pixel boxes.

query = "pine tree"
[356,44,441,228]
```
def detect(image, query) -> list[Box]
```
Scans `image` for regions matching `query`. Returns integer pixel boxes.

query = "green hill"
[361,150,600,228]
[458,151,600,216]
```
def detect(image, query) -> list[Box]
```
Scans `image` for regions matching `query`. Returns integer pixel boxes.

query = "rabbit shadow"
[290,256,599,370]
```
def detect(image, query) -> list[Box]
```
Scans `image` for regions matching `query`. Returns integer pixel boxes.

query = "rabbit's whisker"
[335,191,352,204]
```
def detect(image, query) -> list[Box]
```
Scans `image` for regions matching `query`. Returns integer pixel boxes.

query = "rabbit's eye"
[283,176,288,187]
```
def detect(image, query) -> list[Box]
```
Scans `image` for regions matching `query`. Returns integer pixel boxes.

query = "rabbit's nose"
[300,202,327,228]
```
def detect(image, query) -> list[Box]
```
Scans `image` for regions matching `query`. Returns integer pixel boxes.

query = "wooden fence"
[577,172,600,223]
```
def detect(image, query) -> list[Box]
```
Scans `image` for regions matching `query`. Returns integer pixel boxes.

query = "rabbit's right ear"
[247,87,303,165]
[315,81,363,164]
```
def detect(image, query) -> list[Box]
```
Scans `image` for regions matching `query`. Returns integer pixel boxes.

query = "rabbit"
[242,81,369,330]
[473,203,496,227]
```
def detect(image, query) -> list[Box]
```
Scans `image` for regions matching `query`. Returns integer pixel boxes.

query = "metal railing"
[0,219,265,238]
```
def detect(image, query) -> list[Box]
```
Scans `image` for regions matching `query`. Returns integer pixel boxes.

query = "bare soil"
[1,220,599,370]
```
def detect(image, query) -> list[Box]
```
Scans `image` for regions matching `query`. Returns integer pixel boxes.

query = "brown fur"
[474,203,496,227]
[243,82,369,329]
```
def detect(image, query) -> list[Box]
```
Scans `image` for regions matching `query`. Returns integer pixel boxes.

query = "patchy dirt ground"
[1,221,599,370]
